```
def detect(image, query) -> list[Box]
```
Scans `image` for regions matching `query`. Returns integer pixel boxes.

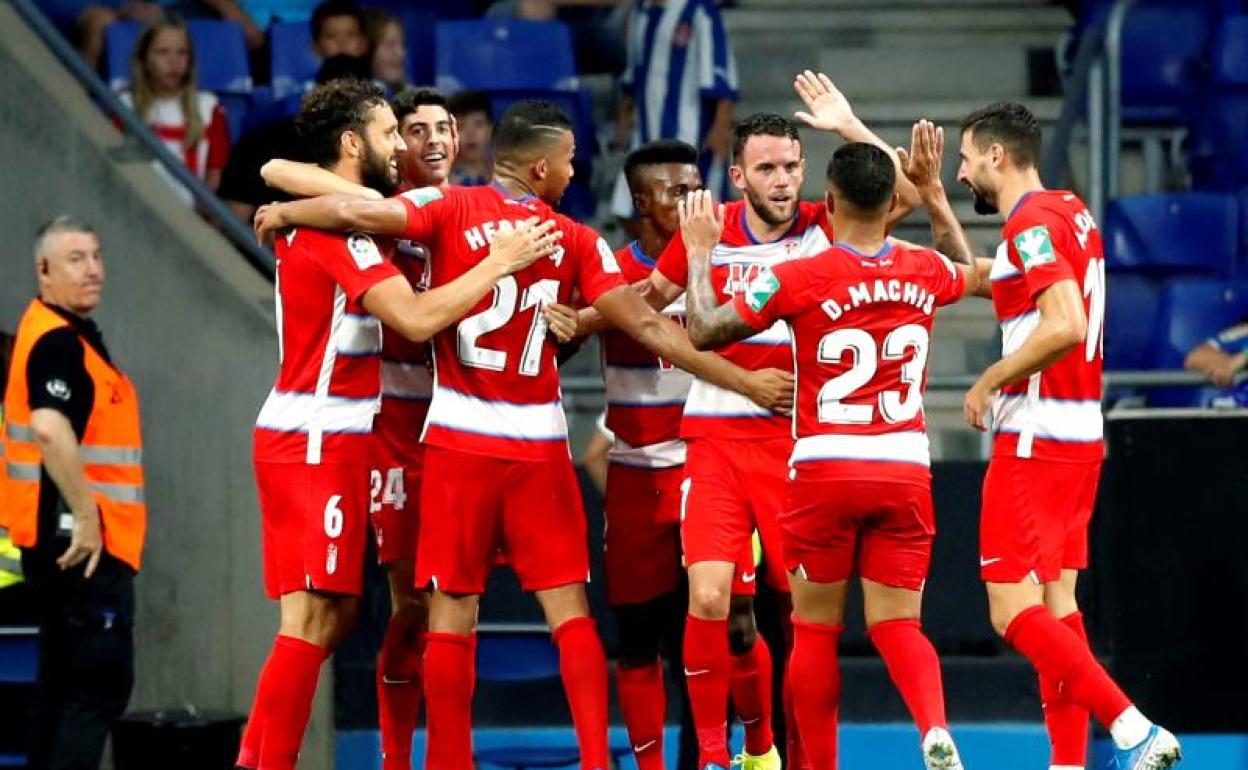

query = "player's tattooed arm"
[253,195,409,242]
[680,191,757,351]
[793,70,921,223]
[260,159,385,200]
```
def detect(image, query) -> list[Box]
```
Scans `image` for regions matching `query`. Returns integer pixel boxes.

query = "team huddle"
[233,68,1182,770]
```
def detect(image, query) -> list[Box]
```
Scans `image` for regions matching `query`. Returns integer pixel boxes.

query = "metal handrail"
[1103,0,1137,209]
[1042,17,1105,189]
[7,0,275,279]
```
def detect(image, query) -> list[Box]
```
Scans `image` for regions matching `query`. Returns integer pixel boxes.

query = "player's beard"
[969,184,999,216]
[361,139,400,197]
[744,185,796,227]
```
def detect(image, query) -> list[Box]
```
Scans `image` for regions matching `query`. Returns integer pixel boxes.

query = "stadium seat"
[269,21,319,101]
[1105,274,1161,370]
[1104,193,1239,275]
[1118,2,1214,123]
[104,20,142,92]
[187,20,251,95]
[1189,15,1248,189]
[1151,279,1248,369]
[435,20,579,93]
[1212,14,1248,86]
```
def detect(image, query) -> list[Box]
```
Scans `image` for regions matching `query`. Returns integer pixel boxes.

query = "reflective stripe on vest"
[1,299,146,571]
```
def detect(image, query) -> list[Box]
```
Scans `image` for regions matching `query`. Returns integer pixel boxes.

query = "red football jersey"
[397,185,626,461]
[254,227,399,464]
[989,190,1104,462]
[733,241,964,485]
[655,199,833,440]
[600,241,691,467]
[374,239,432,466]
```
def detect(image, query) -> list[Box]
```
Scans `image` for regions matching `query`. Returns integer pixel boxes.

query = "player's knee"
[988,602,1017,638]
[688,584,730,619]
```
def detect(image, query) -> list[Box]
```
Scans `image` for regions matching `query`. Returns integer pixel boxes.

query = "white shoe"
[922,727,964,770]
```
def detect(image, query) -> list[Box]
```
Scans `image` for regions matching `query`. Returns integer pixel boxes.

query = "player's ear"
[888,192,899,214]
[532,155,548,182]
[824,188,835,215]
[341,129,361,160]
[728,164,745,192]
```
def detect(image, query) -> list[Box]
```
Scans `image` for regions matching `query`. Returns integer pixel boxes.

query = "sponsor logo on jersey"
[348,233,383,270]
[401,186,443,208]
[1014,225,1056,271]
[744,269,780,312]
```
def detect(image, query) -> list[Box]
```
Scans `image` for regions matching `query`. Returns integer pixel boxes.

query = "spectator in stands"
[120,15,231,203]
[218,53,368,223]
[310,0,366,59]
[363,8,408,95]
[447,90,494,187]
[68,0,268,69]
[610,0,739,227]
[486,0,629,75]
[1185,317,1248,401]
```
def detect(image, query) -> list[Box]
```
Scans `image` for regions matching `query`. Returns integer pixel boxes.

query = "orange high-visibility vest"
[0,299,146,571]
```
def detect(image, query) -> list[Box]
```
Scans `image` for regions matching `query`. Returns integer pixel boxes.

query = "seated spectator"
[69,0,268,69]
[1185,317,1248,403]
[218,54,368,223]
[363,9,408,95]
[447,90,493,187]
[120,15,231,202]
[311,0,367,59]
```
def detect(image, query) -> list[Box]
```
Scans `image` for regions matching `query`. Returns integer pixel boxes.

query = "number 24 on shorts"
[369,468,408,512]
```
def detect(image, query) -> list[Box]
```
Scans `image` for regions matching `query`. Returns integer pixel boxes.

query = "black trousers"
[21,547,135,770]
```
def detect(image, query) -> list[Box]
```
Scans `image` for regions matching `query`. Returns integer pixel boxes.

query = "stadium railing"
[9,0,275,279]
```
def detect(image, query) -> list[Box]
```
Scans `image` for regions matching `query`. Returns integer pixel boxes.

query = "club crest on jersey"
[347,233,383,269]
[400,186,443,208]
[1015,225,1056,271]
[745,269,781,312]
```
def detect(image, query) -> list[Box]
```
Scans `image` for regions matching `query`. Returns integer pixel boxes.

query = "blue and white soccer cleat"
[1109,725,1182,770]
[922,727,965,770]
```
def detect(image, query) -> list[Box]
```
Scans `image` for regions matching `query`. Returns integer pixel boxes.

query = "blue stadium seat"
[187,19,251,94]
[1105,274,1161,370]
[1119,2,1214,123]
[435,20,579,93]
[105,20,142,92]
[269,21,319,100]
[1104,193,1239,275]
[1213,14,1248,86]
[1189,15,1248,189]
[1151,279,1248,369]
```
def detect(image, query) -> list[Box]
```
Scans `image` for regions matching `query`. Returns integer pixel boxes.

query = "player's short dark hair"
[391,87,448,123]
[311,0,363,41]
[447,90,493,122]
[961,101,1042,169]
[624,140,699,190]
[492,100,573,162]
[732,113,800,163]
[297,78,388,167]
[826,142,896,211]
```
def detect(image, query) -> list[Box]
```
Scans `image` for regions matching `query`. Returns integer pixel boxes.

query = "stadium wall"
[0,8,334,768]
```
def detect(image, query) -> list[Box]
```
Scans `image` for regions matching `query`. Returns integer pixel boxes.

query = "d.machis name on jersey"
[822,278,938,321]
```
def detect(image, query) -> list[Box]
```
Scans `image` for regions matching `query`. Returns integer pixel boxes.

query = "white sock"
[1109,706,1153,749]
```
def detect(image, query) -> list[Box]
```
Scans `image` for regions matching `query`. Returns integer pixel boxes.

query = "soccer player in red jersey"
[253,100,793,770]
[237,80,558,770]
[958,102,1181,770]
[680,125,979,769]
[636,72,921,770]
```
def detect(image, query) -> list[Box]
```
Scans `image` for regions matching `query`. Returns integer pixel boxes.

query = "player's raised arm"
[794,70,921,223]
[254,194,410,242]
[260,159,385,200]
[679,191,758,350]
[363,218,562,343]
[898,119,983,298]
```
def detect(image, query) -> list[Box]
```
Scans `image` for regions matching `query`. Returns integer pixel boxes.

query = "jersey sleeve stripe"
[736,321,792,346]
[425,385,568,441]
[335,313,382,356]
[790,431,931,467]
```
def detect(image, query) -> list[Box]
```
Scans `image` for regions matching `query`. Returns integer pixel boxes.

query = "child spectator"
[363,9,408,95]
[120,16,231,202]
[447,90,493,187]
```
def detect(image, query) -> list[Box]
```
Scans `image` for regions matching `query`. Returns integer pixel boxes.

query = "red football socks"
[616,661,667,770]
[423,632,476,770]
[254,635,328,770]
[237,646,278,769]
[1041,612,1092,767]
[1006,606,1131,729]
[868,618,948,737]
[788,618,843,770]
[683,614,731,766]
[376,618,426,770]
[731,639,775,755]
[552,616,610,770]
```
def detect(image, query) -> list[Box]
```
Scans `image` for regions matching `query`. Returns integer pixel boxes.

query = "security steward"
[1,216,146,770]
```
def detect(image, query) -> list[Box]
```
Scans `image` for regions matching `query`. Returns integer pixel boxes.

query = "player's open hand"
[793,70,856,136]
[963,380,997,432]
[253,202,288,245]
[897,119,945,193]
[57,504,103,578]
[543,303,579,343]
[678,189,724,258]
[743,367,795,415]
[487,217,563,275]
